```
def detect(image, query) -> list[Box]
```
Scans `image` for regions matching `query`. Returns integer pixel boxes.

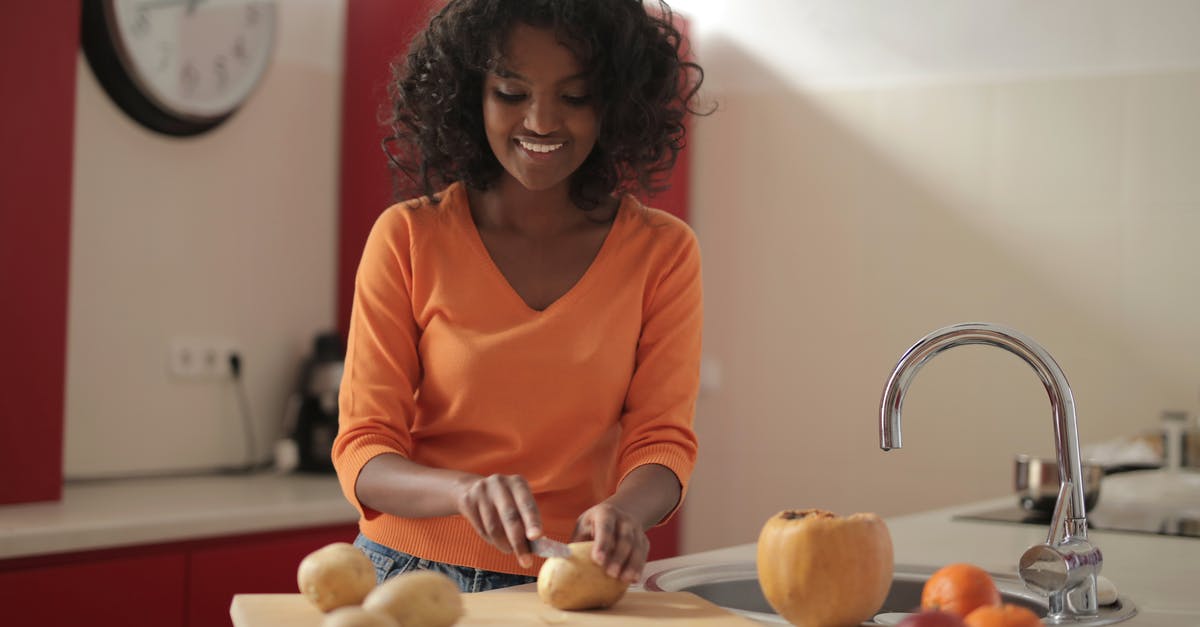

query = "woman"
[333,0,708,593]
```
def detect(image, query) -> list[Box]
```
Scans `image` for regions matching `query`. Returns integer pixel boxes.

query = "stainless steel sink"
[643,562,1136,626]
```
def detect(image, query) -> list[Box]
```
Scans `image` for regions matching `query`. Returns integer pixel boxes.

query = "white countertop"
[0,472,358,560]
[4,476,1197,626]
[640,497,1200,626]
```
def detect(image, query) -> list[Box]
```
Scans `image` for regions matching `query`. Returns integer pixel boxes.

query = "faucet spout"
[878,322,1102,619]
[879,322,1087,524]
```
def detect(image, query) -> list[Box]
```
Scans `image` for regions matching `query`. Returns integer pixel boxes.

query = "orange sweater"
[333,182,702,575]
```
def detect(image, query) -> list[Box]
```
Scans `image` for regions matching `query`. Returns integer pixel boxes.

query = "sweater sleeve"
[332,206,422,519]
[615,223,703,525]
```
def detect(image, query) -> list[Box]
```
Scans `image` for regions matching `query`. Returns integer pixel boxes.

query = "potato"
[362,570,463,627]
[536,541,629,610]
[297,542,378,612]
[321,606,400,627]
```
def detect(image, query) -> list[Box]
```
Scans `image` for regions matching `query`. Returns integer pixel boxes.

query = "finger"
[477,501,507,550]
[489,477,532,567]
[506,475,543,540]
[571,515,594,543]
[590,508,619,567]
[604,520,636,580]
[456,481,487,539]
[476,480,508,552]
[619,534,650,584]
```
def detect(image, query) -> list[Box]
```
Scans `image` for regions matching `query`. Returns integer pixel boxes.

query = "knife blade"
[529,537,571,559]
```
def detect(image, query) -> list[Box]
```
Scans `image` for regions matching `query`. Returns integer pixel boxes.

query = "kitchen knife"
[529,537,571,559]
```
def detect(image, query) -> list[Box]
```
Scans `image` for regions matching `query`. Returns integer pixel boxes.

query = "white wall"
[673,0,1200,552]
[64,1,347,478]
[58,0,1200,555]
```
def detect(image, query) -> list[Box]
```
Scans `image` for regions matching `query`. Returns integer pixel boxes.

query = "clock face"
[82,0,277,135]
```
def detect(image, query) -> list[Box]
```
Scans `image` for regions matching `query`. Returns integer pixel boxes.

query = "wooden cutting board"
[231,589,761,626]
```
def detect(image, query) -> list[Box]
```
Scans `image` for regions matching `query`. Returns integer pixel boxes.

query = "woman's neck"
[470,177,608,237]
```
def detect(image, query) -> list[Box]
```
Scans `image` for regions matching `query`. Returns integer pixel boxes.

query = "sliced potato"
[536,541,629,610]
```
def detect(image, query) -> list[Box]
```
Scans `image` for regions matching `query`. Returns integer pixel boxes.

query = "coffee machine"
[281,332,344,473]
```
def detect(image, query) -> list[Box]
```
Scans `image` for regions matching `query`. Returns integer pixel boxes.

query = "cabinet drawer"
[188,524,358,627]
[0,551,186,627]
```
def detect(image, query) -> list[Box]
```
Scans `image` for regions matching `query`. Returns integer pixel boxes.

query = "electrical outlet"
[168,337,239,379]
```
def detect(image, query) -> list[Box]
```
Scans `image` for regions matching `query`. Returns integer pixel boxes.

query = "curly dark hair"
[383,0,708,210]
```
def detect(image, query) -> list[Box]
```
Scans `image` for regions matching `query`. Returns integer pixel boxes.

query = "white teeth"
[519,140,564,153]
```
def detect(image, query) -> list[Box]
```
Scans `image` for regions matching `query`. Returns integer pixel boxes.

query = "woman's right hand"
[455,474,543,567]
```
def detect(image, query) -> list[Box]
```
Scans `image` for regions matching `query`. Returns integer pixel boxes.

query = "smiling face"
[482,23,599,196]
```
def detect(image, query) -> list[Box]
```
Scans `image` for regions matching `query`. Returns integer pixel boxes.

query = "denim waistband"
[353,533,538,593]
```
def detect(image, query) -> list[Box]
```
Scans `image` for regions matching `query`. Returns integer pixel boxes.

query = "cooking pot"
[1014,454,1103,513]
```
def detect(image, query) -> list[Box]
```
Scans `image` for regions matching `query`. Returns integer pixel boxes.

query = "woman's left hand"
[571,502,650,584]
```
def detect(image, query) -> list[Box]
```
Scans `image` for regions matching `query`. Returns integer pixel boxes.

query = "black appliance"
[284,332,345,473]
[956,504,1200,539]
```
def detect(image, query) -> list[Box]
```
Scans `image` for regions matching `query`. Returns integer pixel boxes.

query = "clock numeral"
[181,62,200,96]
[131,8,151,38]
[214,55,230,88]
[233,36,248,63]
[155,42,172,73]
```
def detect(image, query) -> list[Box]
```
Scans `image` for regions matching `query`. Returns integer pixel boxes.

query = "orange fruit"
[964,603,1042,627]
[920,563,1002,619]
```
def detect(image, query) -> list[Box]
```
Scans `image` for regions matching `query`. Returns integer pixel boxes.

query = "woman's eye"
[493,90,526,103]
[562,94,592,106]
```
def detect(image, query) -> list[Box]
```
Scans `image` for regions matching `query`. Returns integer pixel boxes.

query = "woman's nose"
[523,98,561,135]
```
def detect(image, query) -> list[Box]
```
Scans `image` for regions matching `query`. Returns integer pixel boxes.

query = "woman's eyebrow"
[493,67,589,84]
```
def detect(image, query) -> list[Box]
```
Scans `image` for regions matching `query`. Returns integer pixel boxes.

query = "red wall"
[337,0,437,335]
[0,2,81,505]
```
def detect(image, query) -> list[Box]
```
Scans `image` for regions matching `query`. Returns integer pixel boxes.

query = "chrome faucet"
[879,323,1102,623]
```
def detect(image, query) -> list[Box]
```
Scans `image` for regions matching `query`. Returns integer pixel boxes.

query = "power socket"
[168,337,239,379]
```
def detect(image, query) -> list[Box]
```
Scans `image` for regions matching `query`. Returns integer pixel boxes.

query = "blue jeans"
[353,533,537,593]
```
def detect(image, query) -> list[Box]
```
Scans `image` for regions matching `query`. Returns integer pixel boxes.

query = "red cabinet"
[0,523,358,627]
[0,550,187,627]
[187,524,359,627]
[0,0,78,508]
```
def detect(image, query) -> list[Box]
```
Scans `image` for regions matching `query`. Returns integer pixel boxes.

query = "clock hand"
[137,0,233,12]
[137,0,190,10]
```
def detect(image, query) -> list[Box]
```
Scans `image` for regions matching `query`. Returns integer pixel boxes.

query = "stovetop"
[956,505,1200,538]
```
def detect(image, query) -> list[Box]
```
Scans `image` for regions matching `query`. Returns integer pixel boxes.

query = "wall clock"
[81,0,278,137]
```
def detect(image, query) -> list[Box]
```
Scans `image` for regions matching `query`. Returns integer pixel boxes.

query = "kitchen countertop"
[5,476,1198,626]
[639,496,1200,626]
[0,472,357,560]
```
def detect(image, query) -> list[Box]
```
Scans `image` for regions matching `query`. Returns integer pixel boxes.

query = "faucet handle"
[1019,539,1102,618]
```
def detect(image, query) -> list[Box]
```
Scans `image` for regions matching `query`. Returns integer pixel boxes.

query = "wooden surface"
[231,590,760,626]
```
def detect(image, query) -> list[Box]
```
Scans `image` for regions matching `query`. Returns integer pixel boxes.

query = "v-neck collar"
[451,183,628,316]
